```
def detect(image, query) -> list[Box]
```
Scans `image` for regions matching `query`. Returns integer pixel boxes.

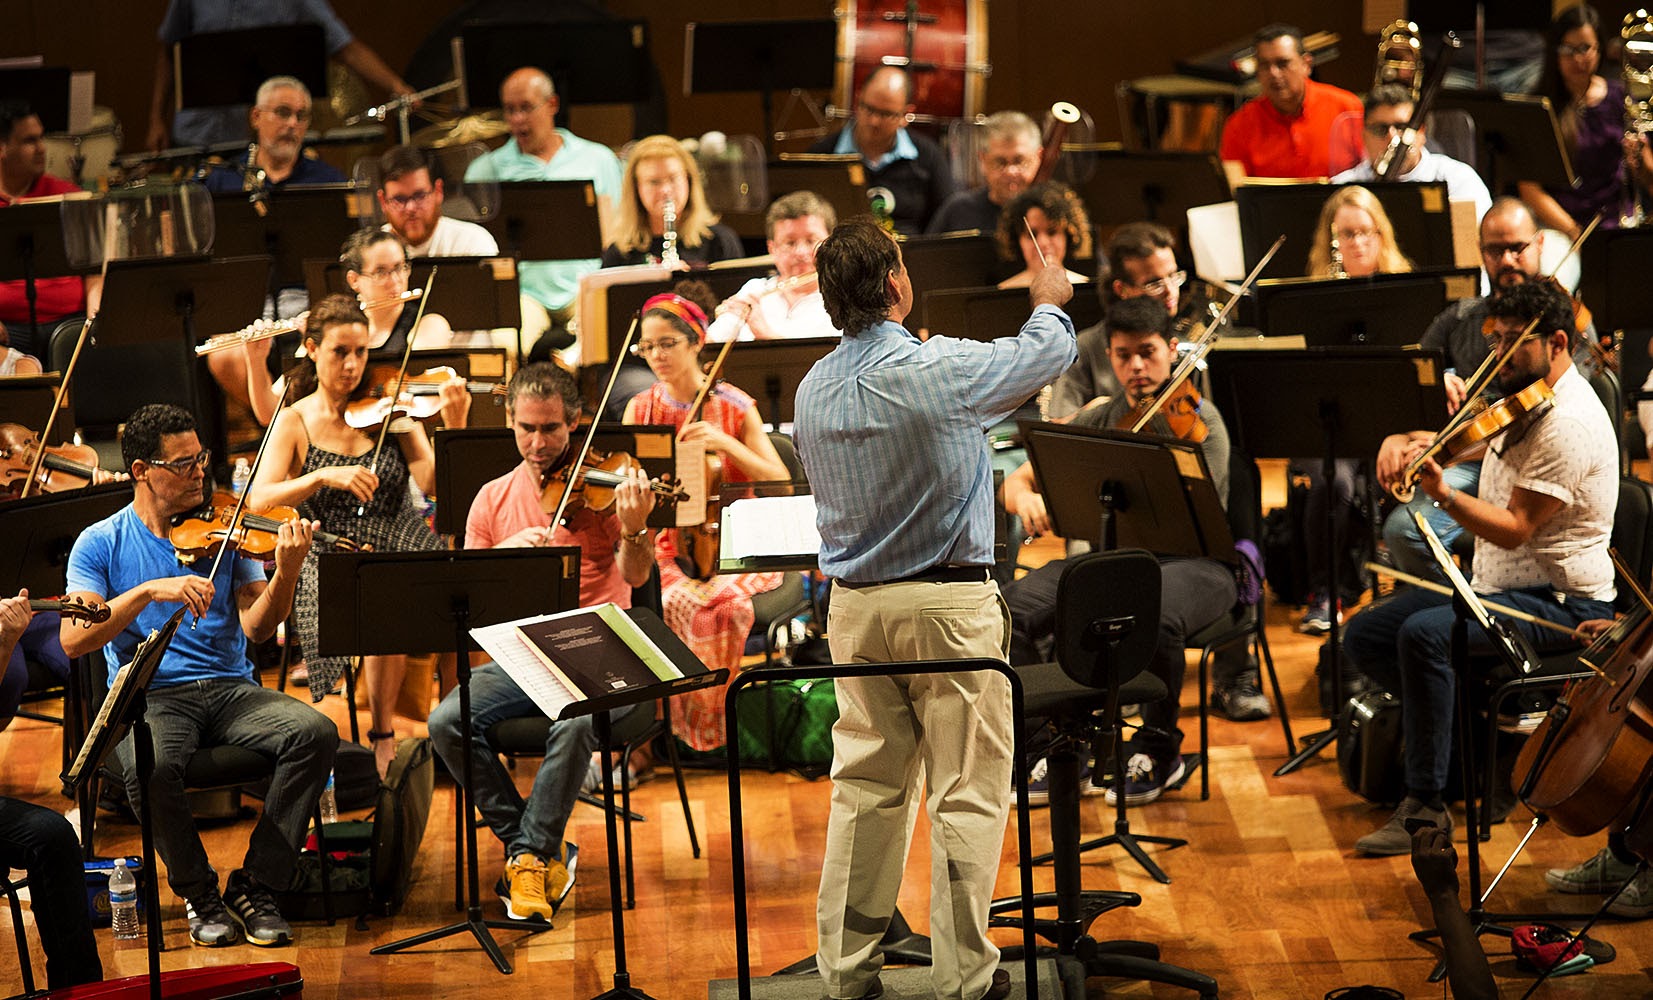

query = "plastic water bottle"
[230,457,252,496]
[109,858,140,941]
[319,771,338,824]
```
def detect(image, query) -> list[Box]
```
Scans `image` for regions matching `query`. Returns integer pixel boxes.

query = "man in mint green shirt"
[466,66,622,357]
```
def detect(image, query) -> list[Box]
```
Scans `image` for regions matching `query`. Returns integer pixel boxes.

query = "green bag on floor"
[736,678,838,770]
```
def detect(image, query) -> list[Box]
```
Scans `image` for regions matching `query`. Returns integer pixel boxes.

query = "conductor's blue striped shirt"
[793,305,1076,584]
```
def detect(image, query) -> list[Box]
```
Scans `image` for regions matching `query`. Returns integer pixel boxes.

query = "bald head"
[501,66,560,158]
[852,67,914,160]
[1479,196,1543,287]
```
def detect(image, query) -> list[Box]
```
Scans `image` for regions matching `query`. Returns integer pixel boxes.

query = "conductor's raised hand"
[1029,264,1074,312]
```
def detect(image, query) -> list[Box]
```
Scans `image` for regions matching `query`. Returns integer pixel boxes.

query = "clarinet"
[243,142,268,217]
[659,196,680,267]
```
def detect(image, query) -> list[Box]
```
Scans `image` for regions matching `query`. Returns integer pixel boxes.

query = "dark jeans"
[1342,586,1612,797]
[0,796,103,988]
[114,679,336,899]
[1299,458,1364,603]
[1005,555,1237,734]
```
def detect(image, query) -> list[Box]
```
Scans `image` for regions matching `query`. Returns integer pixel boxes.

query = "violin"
[0,423,122,497]
[169,490,367,565]
[1116,379,1208,443]
[345,366,495,430]
[538,447,689,517]
[28,595,110,624]
[1389,378,1556,503]
[678,335,740,579]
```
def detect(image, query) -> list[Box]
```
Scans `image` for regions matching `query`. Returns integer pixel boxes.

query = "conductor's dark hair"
[1107,296,1171,341]
[0,100,35,142]
[1254,23,1305,50]
[508,361,581,418]
[1487,281,1577,352]
[815,217,902,336]
[122,404,197,471]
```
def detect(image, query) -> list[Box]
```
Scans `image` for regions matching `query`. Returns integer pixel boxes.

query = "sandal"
[369,729,396,778]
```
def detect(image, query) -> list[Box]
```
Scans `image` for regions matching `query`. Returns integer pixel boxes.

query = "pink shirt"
[465,461,630,608]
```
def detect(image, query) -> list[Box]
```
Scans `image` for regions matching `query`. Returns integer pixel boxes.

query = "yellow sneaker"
[500,854,554,921]
[546,843,579,915]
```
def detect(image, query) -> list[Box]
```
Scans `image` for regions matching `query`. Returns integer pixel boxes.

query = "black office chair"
[992,550,1219,999]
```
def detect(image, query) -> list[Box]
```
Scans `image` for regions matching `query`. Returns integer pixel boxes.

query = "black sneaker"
[1104,729,1185,806]
[224,870,292,947]
[1211,669,1272,722]
[186,884,243,947]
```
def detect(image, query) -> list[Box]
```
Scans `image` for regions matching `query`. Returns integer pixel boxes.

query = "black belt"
[840,565,992,588]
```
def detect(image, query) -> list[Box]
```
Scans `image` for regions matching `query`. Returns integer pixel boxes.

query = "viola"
[1390,378,1555,503]
[28,595,110,624]
[0,422,122,497]
[169,490,367,565]
[1513,604,1653,837]
[1116,379,1208,443]
[345,366,501,431]
[538,447,689,517]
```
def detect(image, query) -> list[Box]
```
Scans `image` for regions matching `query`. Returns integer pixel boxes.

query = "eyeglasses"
[1481,241,1532,259]
[630,336,687,357]
[1363,121,1408,137]
[858,102,907,123]
[355,262,411,282]
[503,102,546,119]
[384,190,433,211]
[1130,271,1187,297]
[147,450,211,475]
[1558,42,1597,58]
[771,238,818,254]
[985,154,1037,172]
[259,105,311,123]
[1334,227,1379,243]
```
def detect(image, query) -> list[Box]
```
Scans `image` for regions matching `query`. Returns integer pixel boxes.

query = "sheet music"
[66,660,129,784]
[722,494,820,559]
[1188,200,1243,284]
[674,437,709,526]
[471,615,580,720]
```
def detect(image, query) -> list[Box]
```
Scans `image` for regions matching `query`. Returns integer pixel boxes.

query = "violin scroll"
[29,595,111,625]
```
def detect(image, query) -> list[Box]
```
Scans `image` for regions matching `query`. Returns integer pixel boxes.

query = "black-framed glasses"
[147,450,211,474]
[1481,241,1532,259]
[384,190,433,210]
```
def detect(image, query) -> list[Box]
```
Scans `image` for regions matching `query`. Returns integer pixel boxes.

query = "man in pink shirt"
[428,362,655,922]
[1218,24,1363,179]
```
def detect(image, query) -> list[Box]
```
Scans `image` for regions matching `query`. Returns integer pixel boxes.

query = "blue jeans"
[0,796,102,988]
[1342,586,1611,797]
[1381,461,1481,583]
[115,678,337,899]
[428,663,617,862]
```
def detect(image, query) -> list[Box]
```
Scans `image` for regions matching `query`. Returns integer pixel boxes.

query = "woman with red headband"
[622,281,790,755]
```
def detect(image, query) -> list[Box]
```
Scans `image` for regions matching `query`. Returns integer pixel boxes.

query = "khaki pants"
[816,579,1012,1000]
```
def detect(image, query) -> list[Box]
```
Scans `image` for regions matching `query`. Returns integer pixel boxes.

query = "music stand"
[0,373,73,444]
[1073,148,1231,241]
[1250,269,1481,345]
[174,25,327,113]
[62,608,186,1000]
[0,200,89,338]
[0,481,132,595]
[898,232,1005,296]
[319,548,577,974]
[684,20,837,158]
[432,425,682,543]
[0,66,75,132]
[303,256,524,334]
[722,159,869,241]
[716,338,836,428]
[1434,91,1574,195]
[921,286,1103,343]
[1579,226,1653,336]
[1236,182,1457,281]
[460,22,653,109]
[590,262,775,365]
[212,187,358,291]
[1204,348,1449,775]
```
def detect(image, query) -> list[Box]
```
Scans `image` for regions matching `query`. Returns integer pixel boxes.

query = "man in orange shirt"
[1219,24,1363,179]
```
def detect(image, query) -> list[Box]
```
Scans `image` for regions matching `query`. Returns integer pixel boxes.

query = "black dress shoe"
[980,969,1011,1000]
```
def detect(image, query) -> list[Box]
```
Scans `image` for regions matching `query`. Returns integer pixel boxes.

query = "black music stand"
[1579,226,1653,336]
[0,66,74,132]
[723,160,869,241]
[431,424,681,543]
[174,25,327,112]
[0,200,87,339]
[212,187,358,292]
[1250,270,1481,345]
[61,608,186,1000]
[481,181,602,263]
[716,338,837,428]
[684,20,837,159]
[1074,148,1231,239]
[1204,348,1449,775]
[0,373,72,444]
[1434,91,1574,196]
[319,548,578,975]
[897,232,1004,296]
[461,22,653,111]
[304,256,524,334]
[0,481,133,595]
[1236,182,1457,280]
[921,286,1103,343]
[590,261,775,366]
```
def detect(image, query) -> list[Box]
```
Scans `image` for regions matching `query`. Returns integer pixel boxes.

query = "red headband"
[642,293,708,339]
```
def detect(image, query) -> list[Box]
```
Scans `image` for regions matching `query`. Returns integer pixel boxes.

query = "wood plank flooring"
[4,466,1651,998]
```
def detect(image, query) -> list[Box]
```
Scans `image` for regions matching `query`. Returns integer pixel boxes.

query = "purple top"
[1546,77,1630,228]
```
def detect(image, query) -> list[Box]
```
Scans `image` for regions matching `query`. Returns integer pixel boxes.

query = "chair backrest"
[48,317,196,430]
[1613,476,1653,612]
[768,430,807,484]
[1054,549,1160,689]
[1225,446,1263,545]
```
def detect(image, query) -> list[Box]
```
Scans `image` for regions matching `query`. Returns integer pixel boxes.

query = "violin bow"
[682,333,738,433]
[21,197,120,499]
[1364,562,1583,640]
[358,267,438,517]
[197,377,297,597]
[1129,234,1284,434]
[546,313,642,535]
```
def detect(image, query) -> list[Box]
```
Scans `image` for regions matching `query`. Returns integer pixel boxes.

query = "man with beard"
[1374,197,1597,582]
[203,76,344,194]
[1349,281,1617,855]
[377,145,499,258]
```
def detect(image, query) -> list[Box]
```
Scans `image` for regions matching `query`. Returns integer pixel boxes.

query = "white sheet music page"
[471,615,579,719]
[722,494,821,559]
[674,437,709,526]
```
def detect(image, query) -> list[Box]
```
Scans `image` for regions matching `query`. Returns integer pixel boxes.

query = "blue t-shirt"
[66,505,267,689]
